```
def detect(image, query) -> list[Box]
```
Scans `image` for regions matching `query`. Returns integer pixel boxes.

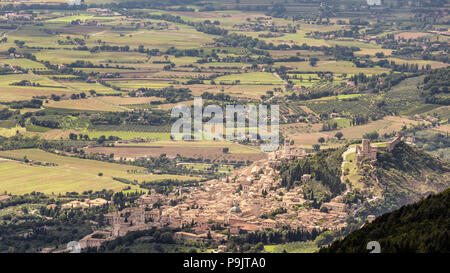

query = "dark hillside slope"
[320,188,450,253]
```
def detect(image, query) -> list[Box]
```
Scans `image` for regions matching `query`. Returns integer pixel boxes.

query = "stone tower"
[251,199,261,217]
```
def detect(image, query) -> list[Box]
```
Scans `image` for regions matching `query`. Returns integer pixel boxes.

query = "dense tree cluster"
[89,110,174,127]
[279,146,346,203]
[230,228,321,246]
[321,188,450,253]
[421,67,450,105]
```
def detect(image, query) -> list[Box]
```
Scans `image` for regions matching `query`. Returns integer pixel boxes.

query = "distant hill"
[355,142,450,218]
[320,188,450,253]
[280,141,450,217]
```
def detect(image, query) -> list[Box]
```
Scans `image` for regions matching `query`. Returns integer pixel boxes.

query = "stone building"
[355,132,402,163]
[355,139,378,162]
[269,139,306,167]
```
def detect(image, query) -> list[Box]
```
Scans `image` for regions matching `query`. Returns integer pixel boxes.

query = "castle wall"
[356,134,402,163]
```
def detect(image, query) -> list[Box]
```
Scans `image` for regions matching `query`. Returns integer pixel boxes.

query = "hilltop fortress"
[356,132,402,163]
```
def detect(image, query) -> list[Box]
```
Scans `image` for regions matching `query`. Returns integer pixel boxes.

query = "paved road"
[341,147,356,194]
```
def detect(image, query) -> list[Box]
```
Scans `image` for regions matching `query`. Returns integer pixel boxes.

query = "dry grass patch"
[99,96,164,105]
[44,98,127,112]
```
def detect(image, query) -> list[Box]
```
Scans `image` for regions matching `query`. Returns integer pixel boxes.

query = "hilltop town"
[75,132,441,252]
[0,0,448,254]
[77,140,352,249]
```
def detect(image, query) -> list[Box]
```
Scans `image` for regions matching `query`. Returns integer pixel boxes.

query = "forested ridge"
[320,188,450,253]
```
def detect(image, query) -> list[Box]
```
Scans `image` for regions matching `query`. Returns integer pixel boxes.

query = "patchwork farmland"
[0,0,448,254]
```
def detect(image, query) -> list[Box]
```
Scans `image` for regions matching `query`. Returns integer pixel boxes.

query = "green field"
[117,139,262,154]
[178,163,235,173]
[2,58,48,70]
[84,131,171,140]
[214,72,285,85]
[0,73,71,101]
[264,241,319,253]
[0,126,26,137]
[46,14,119,23]
[105,79,174,90]
[0,149,195,195]
[278,61,390,74]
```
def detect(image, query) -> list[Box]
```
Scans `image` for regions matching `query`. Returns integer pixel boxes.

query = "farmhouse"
[6,13,32,21]
[0,195,11,202]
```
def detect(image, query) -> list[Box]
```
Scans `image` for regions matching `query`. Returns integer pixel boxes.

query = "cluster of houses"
[269,139,307,167]
[61,198,110,209]
[0,195,11,203]
[413,114,439,124]
[5,13,32,21]
[233,17,274,32]
[76,141,349,250]
[114,137,152,145]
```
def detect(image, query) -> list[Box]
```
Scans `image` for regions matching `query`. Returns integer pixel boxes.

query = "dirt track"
[84,146,267,162]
